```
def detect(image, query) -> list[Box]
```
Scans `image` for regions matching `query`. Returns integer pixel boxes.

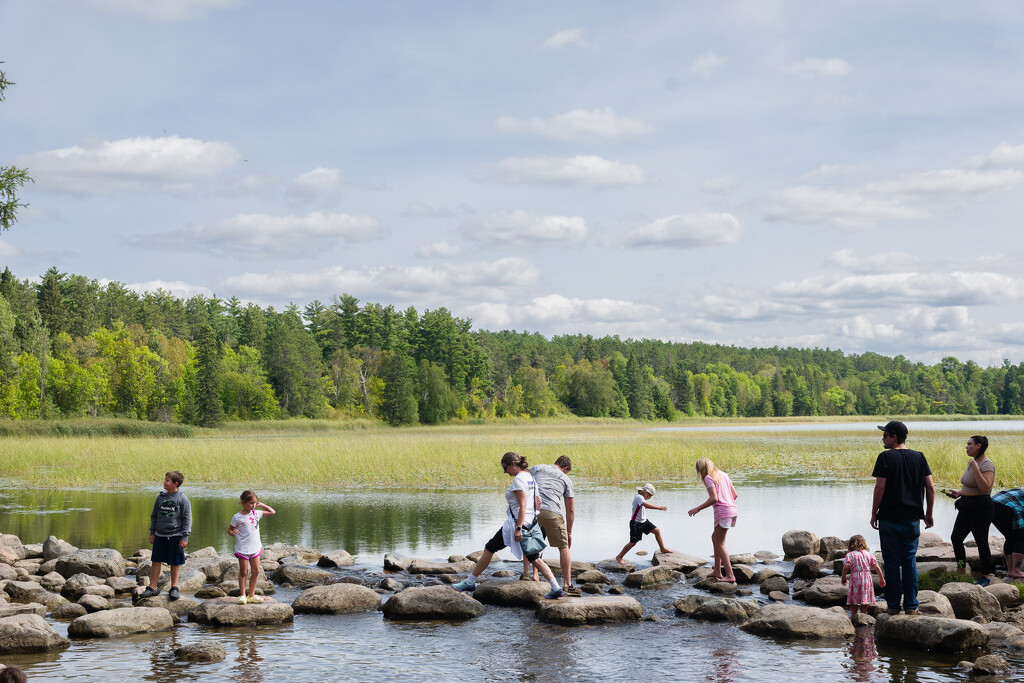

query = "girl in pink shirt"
[688,457,739,582]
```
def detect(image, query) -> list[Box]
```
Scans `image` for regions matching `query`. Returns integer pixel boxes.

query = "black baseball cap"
[877,420,908,441]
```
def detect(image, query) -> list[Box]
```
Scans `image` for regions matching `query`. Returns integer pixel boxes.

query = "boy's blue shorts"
[152,535,186,566]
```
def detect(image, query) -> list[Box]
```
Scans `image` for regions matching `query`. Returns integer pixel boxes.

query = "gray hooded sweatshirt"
[150,489,192,538]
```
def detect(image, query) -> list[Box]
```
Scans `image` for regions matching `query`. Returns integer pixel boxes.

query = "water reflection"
[233,631,266,682]
[847,629,878,682]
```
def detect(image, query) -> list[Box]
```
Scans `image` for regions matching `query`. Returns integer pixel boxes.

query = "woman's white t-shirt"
[231,509,264,555]
[501,471,537,560]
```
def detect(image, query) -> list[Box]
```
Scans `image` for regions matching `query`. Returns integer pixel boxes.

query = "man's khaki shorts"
[538,509,569,548]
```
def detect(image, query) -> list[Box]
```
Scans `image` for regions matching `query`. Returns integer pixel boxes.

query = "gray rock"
[50,603,87,620]
[535,595,642,625]
[0,566,16,582]
[597,559,635,573]
[56,549,125,579]
[380,585,485,621]
[292,583,382,614]
[706,580,739,595]
[651,551,706,571]
[317,549,355,568]
[263,543,321,564]
[473,580,550,607]
[378,577,404,592]
[851,612,875,626]
[384,553,413,571]
[624,565,677,588]
[542,560,597,576]
[134,595,199,617]
[576,569,611,585]
[39,572,66,593]
[186,546,220,560]
[42,536,78,562]
[104,577,138,595]
[791,555,824,580]
[408,559,475,575]
[0,604,46,619]
[174,639,226,662]
[782,531,820,559]
[769,591,790,602]
[740,604,855,639]
[189,597,294,626]
[818,536,847,556]
[983,621,1023,641]
[802,576,849,607]
[32,591,67,611]
[218,580,274,596]
[874,612,989,653]
[195,586,226,599]
[754,550,780,562]
[729,553,758,566]
[731,564,756,584]
[918,532,946,547]
[985,582,1021,610]
[0,614,71,653]
[60,573,99,601]
[939,583,1002,621]
[78,595,110,613]
[176,569,208,593]
[582,583,603,594]
[0,536,26,562]
[917,590,956,618]
[3,581,42,602]
[607,585,625,595]
[272,564,333,586]
[971,654,1012,675]
[221,563,267,584]
[21,543,43,560]
[68,606,174,638]
[691,597,757,622]
[761,576,789,595]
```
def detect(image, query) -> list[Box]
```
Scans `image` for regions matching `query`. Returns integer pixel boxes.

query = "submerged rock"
[292,584,382,614]
[380,585,485,621]
[874,613,989,653]
[68,607,174,638]
[0,614,71,653]
[535,595,642,626]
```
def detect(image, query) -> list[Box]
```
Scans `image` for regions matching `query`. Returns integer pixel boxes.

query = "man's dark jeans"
[879,518,921,611]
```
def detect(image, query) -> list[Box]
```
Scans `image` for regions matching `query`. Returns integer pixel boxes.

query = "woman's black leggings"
[951,494,993,574]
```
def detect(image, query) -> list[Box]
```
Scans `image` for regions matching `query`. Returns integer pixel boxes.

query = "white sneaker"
[237,595,248,604]
[248,595,263,604]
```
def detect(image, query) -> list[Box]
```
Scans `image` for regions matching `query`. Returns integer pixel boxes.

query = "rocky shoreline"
[0,530,1021,675]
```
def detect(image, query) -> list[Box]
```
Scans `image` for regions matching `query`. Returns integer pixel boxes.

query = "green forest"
[2,267,1024,427]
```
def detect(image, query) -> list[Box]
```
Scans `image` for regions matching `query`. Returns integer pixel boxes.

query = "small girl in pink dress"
[840,535,885,618]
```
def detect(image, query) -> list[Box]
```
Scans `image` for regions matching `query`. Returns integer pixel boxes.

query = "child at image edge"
[841,534,885,618]
[615,483,674,564]
[229,490,276,604]
[140,470,191,600]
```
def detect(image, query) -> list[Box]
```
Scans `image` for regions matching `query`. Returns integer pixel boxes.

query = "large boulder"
[939,583,1002,621]
[408,559,475,575]
[39,572,67,593]
[317,550,355,568]
[56,550,125,579]
[782,531,819,559]
[291,584,382,614]
[271,564,333,586]
[3,581,43,602]
[623,565,677,588]
[917,590,956,618]
[740,604,855,639]
[0,536,25,562]
[42,536,77,562]
[819,536,847,556]
[473,580,550,607]
[802,576,849,607]
[0,614,70,653]
[0,604,46,619]
[874,613,989,653]
[175,569,208,593]
[380,585,485,621]
[189,597,294,626]
[535,595,642,625]
[134,595,200,618]
[68,607,174,638]
[791,555,824,580]
[652,551,707,572]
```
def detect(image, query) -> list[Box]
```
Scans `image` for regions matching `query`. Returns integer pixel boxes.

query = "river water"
[0,481,1018,681]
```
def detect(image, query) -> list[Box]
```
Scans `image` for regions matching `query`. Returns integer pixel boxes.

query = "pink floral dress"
[844,549,878,606]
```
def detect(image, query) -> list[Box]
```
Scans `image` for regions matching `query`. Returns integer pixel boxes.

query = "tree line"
[2,267,1024,427]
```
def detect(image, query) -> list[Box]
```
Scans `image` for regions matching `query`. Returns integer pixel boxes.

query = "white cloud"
[112,279,215,300]
[404,202,474,218]
[21,136,240,194]
[218,173,277,199]
[627,213,742,249]
[799,164,869,182]
[488,155,645,187]
[416,242,463,259]
[225,258,539,302]
[286,167,342,206]
[867,169,1023,198]
[127,212,381,259]
[783,58,851,76]
[461,211,587,248]
[495,108,652,142]
[689,50,726,76]
[467,294,660,330]
[761,186,926,228]
[825,248,919,274]
[542,28,588,50]
[701,175,739,194]
[85,0,241,21]
[971,142,1024,169]
[773,272,1024,307]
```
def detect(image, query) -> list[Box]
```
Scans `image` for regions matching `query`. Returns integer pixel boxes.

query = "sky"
[2,0,1024,366]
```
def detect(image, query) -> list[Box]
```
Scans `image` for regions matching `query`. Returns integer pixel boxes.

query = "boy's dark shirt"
[872,448,931,521]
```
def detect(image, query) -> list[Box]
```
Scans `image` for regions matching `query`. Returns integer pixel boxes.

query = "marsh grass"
[0,418,194,438]
[1,421,1022,488]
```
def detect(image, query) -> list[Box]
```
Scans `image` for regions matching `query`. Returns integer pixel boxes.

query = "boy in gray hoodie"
[140,470,192,600]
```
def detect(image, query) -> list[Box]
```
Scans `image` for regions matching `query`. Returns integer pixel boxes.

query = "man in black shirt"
[870,420,935,615]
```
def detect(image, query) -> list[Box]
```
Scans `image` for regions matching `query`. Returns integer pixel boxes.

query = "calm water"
[0,482,1015,682]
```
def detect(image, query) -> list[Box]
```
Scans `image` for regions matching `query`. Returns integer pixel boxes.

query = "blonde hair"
[695,457,720,482]
[848,535,869,552]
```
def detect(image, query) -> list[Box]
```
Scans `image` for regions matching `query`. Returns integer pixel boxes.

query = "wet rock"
[174,639,226,662]
[791,555,824,580]
[818,536,847,557]
[729,553,758,566]
[692,597,757,622]
[971,654,1011,675]
[731,565,756,584]
[983,621,1023,641]
[597,559,635,573]
[707,581,739,595]
[195,586,226,599]
[68,606,174,638]
[874,613,989,653]
[272,564,334,586]
[917,590,956,618]
[56,549,125,579]
[473,580,550,607]
[535,595,642,626]
[0,614,70,653]
[408,559,475,575]
[492,570,517,578]
[380,585,485,621]
[292,584,382,614]
[576,569,611,585]
[384,554,413,572]
[42,536,77,563]
[740,604,855,639]
[769,591,790,602]
[582,583,603,594]
[985,582,1021,610]
[317,549,355,568]
[624,565,677,588]
[607,585,625,595]
[3,581,42,602]
[782,531,819,559]
[760,576,789,595]
[673,594,711,616]
[0,604,45,619]
[263,543,321,564]
[755,567,783,582]
[802,576,849,608]
[447,554,468,563]
[652,551,706,572]
[939,583,1002,621]
[50,603,87,620]
[378,577,404,592]
[78,595,110,613]
[189,596,294,626]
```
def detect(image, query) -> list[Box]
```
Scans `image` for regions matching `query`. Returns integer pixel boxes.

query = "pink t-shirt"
[705,472,738,520]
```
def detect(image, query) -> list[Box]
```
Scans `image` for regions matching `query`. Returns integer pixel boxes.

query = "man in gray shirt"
[526,455,578,595]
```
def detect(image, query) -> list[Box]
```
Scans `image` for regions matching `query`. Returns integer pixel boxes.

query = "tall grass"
[1,422,1021,489]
